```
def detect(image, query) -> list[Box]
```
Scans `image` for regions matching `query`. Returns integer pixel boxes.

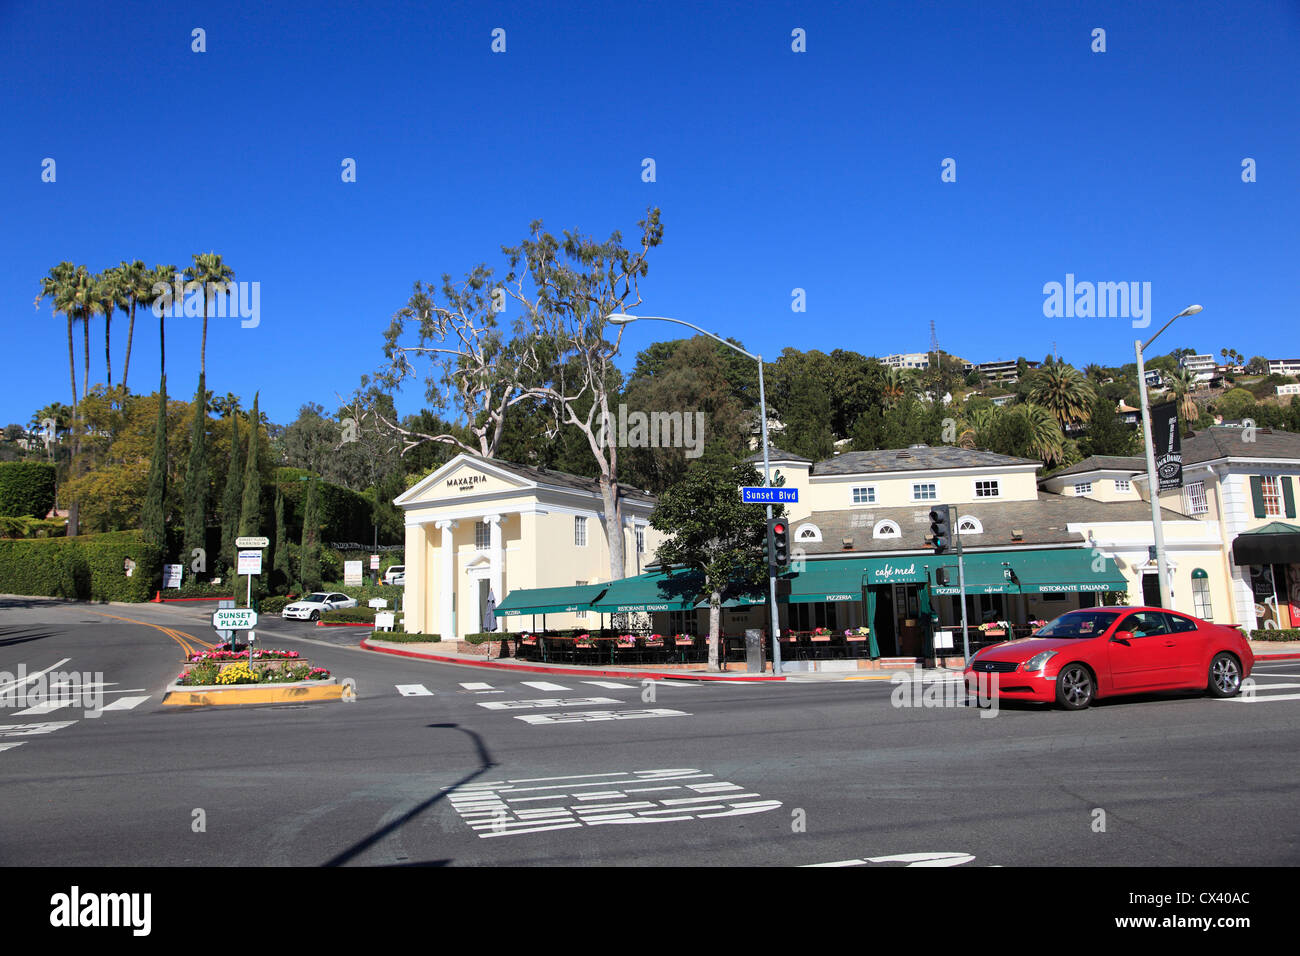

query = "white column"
[486,514,504,608]
[437,520,457,640]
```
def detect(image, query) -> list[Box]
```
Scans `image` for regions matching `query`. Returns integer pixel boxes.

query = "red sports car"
[963,606,1254,710]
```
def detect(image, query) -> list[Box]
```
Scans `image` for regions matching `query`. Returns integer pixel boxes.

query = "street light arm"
[1142,304,1204,352]
[606,313,759,362]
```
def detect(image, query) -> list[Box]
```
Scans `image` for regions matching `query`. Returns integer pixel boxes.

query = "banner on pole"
[1150,400,1183,491]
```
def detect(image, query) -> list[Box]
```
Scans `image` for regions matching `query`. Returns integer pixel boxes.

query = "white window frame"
[474,521,489,551]
[795,523,822,543]
[1191,573,1213,620]
[1114,479,1131,493]
[873,520,901,539]
[911,482,937,502]
[1183,481,1209,516]
[635,524,645,554]
[973,479,1000,499]
[574,515,588,547]
[1261,475,1283,517]
[851,486,876,505]
[1074,481,1093,495]
[957,515,983,534]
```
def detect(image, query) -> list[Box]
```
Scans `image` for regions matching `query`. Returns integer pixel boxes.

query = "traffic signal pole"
[953,505,970,664]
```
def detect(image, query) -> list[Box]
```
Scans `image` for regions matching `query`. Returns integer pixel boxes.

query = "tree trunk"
[82,312,90,400]
[708,592,722,672]
[66,313,79,537]
[201,293,209,378]
[105,309,112,390]
[600,474,626,581]
[122,299,136,396]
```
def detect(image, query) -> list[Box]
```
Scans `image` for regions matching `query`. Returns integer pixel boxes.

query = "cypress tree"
[301,475,321,591]
[273,484,289,591]
[182,374,208,575]
[141,378,168,550]
[218,405,243,577]
[238,393,261,537]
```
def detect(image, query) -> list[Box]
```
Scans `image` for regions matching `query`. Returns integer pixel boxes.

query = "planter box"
[182,657,308,675]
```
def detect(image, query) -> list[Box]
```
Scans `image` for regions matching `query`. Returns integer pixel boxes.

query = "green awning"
[930,549,1126,596]
[589,570,702,613]
[787,560,870,603]
[497,582,609,616]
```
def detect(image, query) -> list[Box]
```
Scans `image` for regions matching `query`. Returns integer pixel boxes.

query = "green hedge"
[1249,628,1300,642]
[377,631,441,643]
[274,468,373,543]
[0,462,57,518]
[258,596,292,615]
[322,606,377,623]
[464,631,519,645]
[0,530,162,602]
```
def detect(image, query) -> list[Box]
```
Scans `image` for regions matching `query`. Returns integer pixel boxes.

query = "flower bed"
[175,647,328,686]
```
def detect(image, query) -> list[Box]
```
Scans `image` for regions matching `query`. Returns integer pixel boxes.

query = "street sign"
[237,550,263,575]
[162,564,183,589]
[344,560,364,586]
[740,486,798,504]
[236,536,269,549]
[211,608,257,631]
[370,554,380,570]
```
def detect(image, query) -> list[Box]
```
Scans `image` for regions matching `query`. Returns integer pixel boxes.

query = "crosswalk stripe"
[0,721,78,737]
[100,696,150,712]
[0,743,26,753]
[581,681,635,689]
[1224,692,1300,703]
[395,684,434,696]
[460,682,494,690]
[521,681,570,691]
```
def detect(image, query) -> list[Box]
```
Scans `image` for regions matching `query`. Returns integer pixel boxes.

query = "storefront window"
[1191,569,1212,620]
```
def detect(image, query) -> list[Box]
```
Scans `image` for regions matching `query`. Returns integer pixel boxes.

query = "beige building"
[394,454,664,639]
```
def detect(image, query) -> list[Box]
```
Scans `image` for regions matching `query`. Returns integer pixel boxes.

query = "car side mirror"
[1111,630,1135,644]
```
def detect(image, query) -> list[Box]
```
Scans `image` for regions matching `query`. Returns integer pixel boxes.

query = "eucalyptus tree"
[502,208,664,582]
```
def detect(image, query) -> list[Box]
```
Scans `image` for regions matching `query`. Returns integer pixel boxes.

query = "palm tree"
[35,262,79,412]
[148,264,178,380]
[881,367,915,407]
[117,260,152,397]
[1168,367,1200,423]
[96,267,126,393]
[1028,363,1096,430]
[1011,403,1066,466]
[56,265,99,402]
[183,252,234,377]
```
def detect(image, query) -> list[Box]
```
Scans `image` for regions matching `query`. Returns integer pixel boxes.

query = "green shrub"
[258,596,291,615]
[1249,628,1300,642]
[167,579,236,599]
[274,467,373,543]
[464,631,518,645]
[0,530,162,602]
[377,632,441,643]
[0,462,57,518]
[322,605,376,623]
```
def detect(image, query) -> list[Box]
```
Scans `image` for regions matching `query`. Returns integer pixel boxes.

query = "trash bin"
[745,629,764,674]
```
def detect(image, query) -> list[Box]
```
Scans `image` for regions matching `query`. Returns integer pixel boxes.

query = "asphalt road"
[1,596,1297,867]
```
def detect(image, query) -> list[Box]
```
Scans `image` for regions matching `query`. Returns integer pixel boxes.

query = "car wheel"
[1055,663,1095,710]
[1207,653,1242,698]
[310,610,320,622]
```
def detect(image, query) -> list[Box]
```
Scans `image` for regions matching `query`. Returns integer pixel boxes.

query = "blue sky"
[3,0,1298,428]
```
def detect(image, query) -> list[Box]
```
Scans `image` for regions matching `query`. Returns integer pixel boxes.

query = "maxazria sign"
[445,474,488,492]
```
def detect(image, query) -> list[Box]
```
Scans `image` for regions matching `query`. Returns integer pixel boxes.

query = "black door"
[1141,573,1161,608]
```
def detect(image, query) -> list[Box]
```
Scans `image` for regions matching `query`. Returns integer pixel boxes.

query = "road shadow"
[321,723,496,868]
[0,625,56,648]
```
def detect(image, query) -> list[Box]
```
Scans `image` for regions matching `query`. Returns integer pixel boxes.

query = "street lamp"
[607,312,784,674]
[1135,304,1203,610]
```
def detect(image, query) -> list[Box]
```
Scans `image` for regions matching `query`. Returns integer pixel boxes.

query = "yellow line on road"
[90,612,201,660]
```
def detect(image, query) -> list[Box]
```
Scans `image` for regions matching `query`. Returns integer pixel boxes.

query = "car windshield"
[1036,610,1121,638]
[305,593,329,603]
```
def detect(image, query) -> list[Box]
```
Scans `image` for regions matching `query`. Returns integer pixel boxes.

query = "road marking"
[0,743,26,753]
[0,721,78,738]
[100,696,150,712]
[804,851,977,868]
[1222,692,1300,703]
[1244,682,1300,690]
[395,684,434,696]
[446,768,780,838]
[581,681,636,689]
[460,682,495,690]
[520,681,570,691]
[513,708,690,725]
[0,659,72,694]
[478,697,621,711]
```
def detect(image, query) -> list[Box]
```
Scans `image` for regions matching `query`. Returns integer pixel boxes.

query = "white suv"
[383,565,405,586]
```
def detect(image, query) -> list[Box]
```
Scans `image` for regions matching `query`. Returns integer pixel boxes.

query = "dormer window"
[958,515,983,534]
[873,520,901,539]
[795,524,822,543]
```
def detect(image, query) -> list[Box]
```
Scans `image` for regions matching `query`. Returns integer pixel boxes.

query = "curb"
[1256,652,1300,661]
[315,621,375,628]
[358,639,786,681]
[161,679,344,706]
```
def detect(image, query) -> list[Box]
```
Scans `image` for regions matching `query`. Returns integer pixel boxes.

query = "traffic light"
[935,567,949,587]
[768,517,789,567]
[929,505,951,554]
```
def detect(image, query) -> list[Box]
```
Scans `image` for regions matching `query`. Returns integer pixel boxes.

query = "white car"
[383,565,405,586]
[281,592,358,621]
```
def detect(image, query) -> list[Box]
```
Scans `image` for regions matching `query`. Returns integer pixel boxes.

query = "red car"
[963,607,1254,710]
